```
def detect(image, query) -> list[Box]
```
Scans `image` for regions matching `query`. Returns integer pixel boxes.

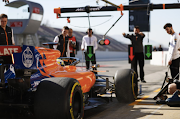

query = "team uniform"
[177,83,180,89]
[167,32,180,80]
[0,25,15,45]
[124,33,145,81]
[53,34,70,57]
[81,35,98,70]
[69,36,76,57]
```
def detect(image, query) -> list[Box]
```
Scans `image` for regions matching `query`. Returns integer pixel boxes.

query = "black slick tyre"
[114,69,138,103]
[34,77,84,119]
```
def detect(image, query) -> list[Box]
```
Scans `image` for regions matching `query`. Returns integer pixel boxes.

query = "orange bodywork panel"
[35,47,96,93]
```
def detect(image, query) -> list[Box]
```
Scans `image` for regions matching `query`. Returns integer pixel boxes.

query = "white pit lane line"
[144,104,164,119]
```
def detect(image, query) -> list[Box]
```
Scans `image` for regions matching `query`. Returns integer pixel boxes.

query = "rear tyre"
[114,69,138,103]
[34,77,84,119]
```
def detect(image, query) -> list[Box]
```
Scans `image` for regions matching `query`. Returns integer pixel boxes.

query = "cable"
[68,16,113,28]
[103,15,123,39]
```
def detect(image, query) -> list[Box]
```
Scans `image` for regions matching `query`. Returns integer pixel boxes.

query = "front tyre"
[114,69,138,103]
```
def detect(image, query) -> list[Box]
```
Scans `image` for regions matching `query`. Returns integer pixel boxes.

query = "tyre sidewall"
[114,69,137,103]
[66,80,84,119]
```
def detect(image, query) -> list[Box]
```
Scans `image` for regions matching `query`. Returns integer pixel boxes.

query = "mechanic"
[0,14,15,45]
[164,23,180,80]
[81,28,98,70]
[122,26,146,83]
[68,28,76,57]
[53,26,70,57]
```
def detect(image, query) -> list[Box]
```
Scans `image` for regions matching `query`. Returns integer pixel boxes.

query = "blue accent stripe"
[43,53,46,59]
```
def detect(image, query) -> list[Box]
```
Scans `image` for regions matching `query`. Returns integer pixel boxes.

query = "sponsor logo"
[10,22,23,27]
[32,81,40,88]
[24,70,31,76]
[75,6,102,12]
[30,73,41,79]
[90,6,103,11]
[0,48,19,56]
[9,64,15,74]
[75,8,84,11]
[22,47,34,68]
[33,7,40,14]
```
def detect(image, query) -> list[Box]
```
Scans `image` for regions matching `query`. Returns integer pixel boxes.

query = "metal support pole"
[103,15,123,39]
[88,13,91,29]
[0,58,5,87]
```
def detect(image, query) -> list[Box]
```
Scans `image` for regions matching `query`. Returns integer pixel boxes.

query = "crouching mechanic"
[168,82,180,94]
[167,81,180,103]
[167,47,180,100]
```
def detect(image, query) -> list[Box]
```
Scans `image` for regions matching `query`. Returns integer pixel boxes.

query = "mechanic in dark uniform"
[0,14,15,69]
[122,26,146,83]
[0,14,15,45]
[53,26,70,57]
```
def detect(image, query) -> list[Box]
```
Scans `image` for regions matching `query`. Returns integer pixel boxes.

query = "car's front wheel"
[114,69,138,103]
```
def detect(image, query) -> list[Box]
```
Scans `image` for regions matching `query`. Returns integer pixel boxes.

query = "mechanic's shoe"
[166,91,180,107]
[141,79,146,83]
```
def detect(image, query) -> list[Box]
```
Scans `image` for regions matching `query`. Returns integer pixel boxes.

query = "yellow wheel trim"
[131,72,137,100]
[69,82,83,119]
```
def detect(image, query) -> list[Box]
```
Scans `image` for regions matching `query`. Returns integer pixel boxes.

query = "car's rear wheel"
[34,77,84,119]
[114,69,138,103]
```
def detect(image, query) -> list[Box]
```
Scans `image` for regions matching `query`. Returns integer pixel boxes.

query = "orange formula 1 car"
[0,44,138,119]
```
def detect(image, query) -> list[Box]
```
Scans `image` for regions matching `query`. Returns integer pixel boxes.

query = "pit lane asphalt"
[77,60,180,119]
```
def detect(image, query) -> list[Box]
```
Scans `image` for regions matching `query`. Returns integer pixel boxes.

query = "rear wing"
[0,45,37,81]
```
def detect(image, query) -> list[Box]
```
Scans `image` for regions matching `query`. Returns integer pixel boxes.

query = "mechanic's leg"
[170,58,180,80]
[86,60,90,70]
[91,54,97,74]
[131,55,138,78]
[139,53,145,82]
[84,52,90,70]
